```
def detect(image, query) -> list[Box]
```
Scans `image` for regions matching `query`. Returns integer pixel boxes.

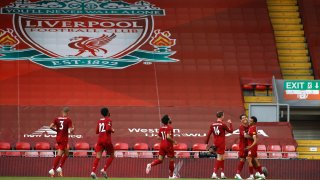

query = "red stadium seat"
[231,144,239,151]
[73,142,89,157]
[74,142,90,150]
[192,143,207,151]
[257,151,268,159]
[35,142,50,150]
[255,84,267,91]
[153,143,160,150]
[15,142,31,150]
[242,84,254,90]
[267,145,281,152]
[282,145,298,158]
[0,142,10,156]
[16,142,31,156]
[257,144,267,151]
[174,143,188,150]
[114,143,129,150]
[133,143,149,150]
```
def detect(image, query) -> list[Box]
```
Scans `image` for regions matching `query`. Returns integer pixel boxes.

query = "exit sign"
[284,80,320,90]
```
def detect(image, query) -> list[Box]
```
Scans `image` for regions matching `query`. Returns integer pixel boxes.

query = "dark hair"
[216,111,224,118]
[161,114,170,125]
[251,116,258,123]
[101,107,109,117]
[239,114,246,120]
[62,107,70,113]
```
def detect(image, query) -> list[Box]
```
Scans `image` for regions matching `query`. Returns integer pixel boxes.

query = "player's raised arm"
[225,119,233,133]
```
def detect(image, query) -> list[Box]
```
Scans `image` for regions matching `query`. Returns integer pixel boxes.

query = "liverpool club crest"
[0,0,178,69]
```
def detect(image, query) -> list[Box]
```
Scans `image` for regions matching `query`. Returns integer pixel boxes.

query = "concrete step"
[271,18,301,24]
[273,24,303,31]
[275,36,305,43]
[274,30,304,37]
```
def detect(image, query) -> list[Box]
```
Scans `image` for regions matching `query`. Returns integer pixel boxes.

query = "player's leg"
[57,147,69,177]
[49,146,64,177]
[235,149,247,179]
[246,156,255,180]
[90,151,102,179]
[235,158,245,179]
[252,158,265,180]
[101,144,115,179]
[146,154,164,174]
[212,145,226,179]
[167,147,177,179]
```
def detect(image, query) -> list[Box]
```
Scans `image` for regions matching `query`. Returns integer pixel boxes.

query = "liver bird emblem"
[68,33,116,56]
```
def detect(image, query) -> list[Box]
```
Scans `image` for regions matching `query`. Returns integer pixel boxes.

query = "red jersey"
[239,124,249,150]
[52,116,72,142]
[205,119,233,146]
[96,117,113,144]
[247,125,257,146]
[158,125,174,147]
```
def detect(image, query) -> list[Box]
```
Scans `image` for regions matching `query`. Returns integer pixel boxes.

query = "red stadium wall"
[1,158,320,179]
[0,0,282,147]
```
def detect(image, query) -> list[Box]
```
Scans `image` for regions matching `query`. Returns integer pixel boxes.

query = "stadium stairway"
[267,0,314,80]
[296,140,320,159]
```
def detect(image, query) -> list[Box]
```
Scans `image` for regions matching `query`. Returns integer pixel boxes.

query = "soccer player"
[245,116,266,180]
[234,114,249,180]
[146,114,178,179]
[90,107,115,179]
[205,111,233,179]
[48,107,74,177]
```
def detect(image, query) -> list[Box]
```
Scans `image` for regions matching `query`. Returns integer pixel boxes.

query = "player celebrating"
[245,116,266,180]
[48,107,74,177]
[234,114,249,180]
[90,107,115,179]
[146,114,178,179]
[205,111,233,179]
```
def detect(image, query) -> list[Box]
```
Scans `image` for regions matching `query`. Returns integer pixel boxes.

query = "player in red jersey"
[234,114,249,180]
[90,107,115,179]
[48,107,74,177]
[146,115,178,179]
[245,116,266,180]
[205,111,233,179]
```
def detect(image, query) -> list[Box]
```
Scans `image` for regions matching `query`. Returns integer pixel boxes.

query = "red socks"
[59,155,68,168]
[214,160,222,173]
[236,161,245,174]
[92,158,100,172]
[53,155,62,170]
[249,166,254,174]
[169,160,174,177]
[151,159,162,166]
[103,157,114,171]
